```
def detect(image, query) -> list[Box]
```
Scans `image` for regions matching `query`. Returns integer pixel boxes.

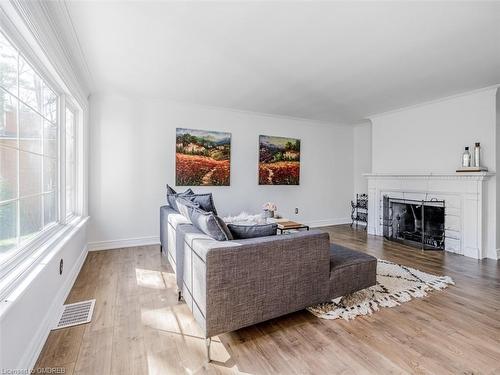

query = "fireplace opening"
[383,196,445,250]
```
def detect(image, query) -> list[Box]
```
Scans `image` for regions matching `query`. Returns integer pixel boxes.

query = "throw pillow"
[166,184,177,195]
[227,223,278,239]
[175,197,200,220]
[166,185,194,212]
[181,193,218,216]
[188,205,233,241]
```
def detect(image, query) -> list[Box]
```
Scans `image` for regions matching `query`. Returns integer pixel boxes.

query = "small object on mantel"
[462,146,471,167]
[456,166,489,173]
[474,142,481,167]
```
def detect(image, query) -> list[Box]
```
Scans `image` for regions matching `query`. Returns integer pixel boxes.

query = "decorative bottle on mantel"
[462,147,471,167]
[474,142,481,168]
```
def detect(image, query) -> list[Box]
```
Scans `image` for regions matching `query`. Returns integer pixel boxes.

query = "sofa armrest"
[159,205,171,249]
[198,230,330,337]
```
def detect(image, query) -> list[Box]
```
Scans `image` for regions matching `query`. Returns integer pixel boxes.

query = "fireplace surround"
[365,172,493,259]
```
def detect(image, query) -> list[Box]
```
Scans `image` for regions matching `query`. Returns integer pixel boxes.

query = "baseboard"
[88,236,160,251]
[23,243,88,372]
[87,219,352,252]
[87,219,353,251]
[307,218,352,228]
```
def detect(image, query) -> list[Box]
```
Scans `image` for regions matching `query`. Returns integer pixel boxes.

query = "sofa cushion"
[167,211,191,228]
[227,223,277,239]
[329,244,376,271]
[166,185,194,212]
[328,243,377,299]
[178,224,236,262]
[181,193,218,215]
[188,205,233,241]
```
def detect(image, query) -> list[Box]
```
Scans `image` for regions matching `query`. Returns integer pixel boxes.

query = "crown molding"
[1,0,90,108]
[368,85,500,121]
[40,1,94,94]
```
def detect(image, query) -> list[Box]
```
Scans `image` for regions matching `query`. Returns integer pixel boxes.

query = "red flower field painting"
[259,135,300,185]
[175,128,231,186]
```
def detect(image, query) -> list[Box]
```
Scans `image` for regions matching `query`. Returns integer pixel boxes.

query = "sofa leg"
[177,290,182,301]
[160,244,163,254]
[206,337,212,362]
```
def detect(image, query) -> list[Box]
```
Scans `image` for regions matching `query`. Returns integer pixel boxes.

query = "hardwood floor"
[35,225,500,374]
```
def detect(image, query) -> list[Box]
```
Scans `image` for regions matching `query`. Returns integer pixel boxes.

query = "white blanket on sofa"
[222,212,266,225]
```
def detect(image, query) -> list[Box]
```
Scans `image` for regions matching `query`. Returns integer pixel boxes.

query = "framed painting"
[259,135,300,185]
[176,128,231,186]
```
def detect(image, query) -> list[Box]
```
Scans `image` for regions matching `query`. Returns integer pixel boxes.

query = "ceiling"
[61,1,500,123]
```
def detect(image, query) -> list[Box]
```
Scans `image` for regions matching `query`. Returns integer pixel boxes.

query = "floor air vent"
[53,299,96,330]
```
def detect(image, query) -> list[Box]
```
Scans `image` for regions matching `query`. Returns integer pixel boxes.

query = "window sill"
[0,216,89,317]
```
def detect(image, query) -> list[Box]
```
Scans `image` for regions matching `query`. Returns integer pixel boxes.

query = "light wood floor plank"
[34,225,500,374]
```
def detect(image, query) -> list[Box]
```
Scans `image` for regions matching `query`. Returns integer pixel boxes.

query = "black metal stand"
[351,194,368,230]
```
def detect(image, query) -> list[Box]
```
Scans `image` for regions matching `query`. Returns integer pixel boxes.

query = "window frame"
[0,25,83,281]
[64,102,78,220]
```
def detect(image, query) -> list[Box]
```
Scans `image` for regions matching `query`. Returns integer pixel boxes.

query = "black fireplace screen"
[383,196,445,250]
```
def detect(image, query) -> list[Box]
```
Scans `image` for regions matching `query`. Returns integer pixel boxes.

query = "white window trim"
[0,222,59,282]
[64,100,79,220]
[59,94,67,221]
[0,7,87,295]
[0,216,88,302]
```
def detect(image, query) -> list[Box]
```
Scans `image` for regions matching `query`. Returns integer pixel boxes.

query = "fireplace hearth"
[383,196,445,250]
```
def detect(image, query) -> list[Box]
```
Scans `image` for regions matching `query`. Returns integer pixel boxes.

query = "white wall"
[88,93,354,248]
[370,87,498,259]
[0,221,88,370]
[352,121,372,195]
[371,89,497,174]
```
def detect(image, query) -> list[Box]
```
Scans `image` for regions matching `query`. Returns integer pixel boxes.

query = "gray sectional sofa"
[160,204,377,361]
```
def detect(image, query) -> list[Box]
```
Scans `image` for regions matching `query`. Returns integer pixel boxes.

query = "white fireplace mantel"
[364,172,494,259]
[364,172,494,180]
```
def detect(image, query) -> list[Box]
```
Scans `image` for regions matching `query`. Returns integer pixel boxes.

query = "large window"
[0,31,60,264]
